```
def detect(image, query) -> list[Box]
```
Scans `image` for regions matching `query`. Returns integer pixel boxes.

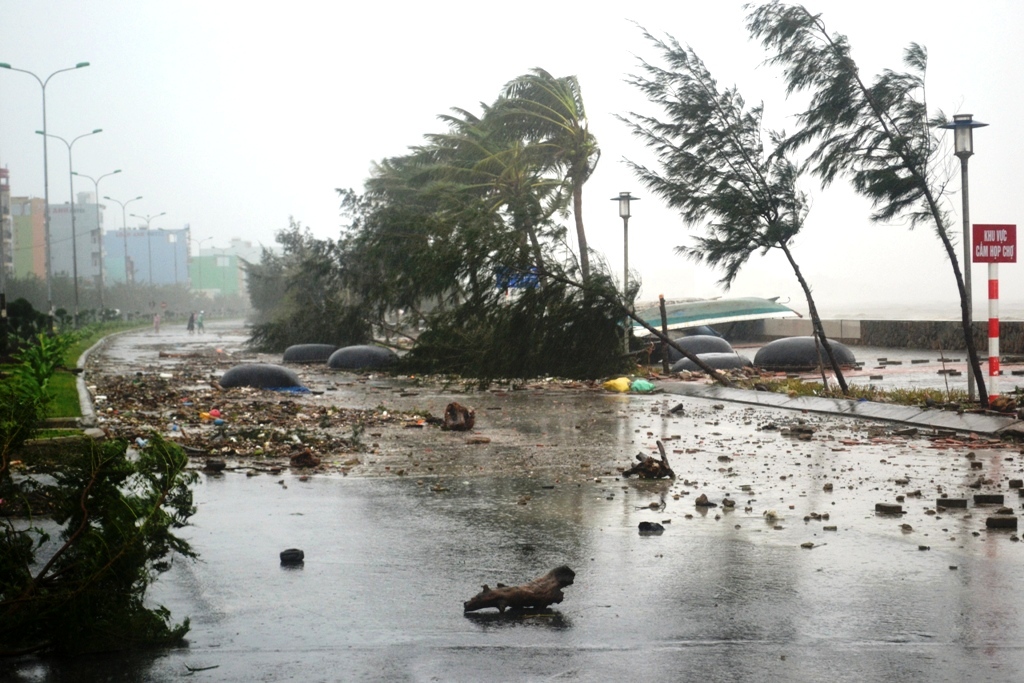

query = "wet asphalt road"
[5,323,1024,682]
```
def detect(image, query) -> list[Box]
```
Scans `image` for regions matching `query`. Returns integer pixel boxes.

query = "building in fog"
[0,168,11,279]
[103,224,190,285]
[48,192,103,285]
[189,238,261,298]
[11,196,45,280]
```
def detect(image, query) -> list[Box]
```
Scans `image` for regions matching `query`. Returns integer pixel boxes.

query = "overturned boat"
[633,297,800,336]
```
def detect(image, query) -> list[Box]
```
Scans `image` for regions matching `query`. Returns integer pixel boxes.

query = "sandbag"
[220,363,303,389]
[671,352,753,373]
[327,345,399,370]
[283,343,338,364]
[754,336,856,372]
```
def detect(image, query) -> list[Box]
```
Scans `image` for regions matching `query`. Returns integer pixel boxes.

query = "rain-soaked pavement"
[6,323,1024,682]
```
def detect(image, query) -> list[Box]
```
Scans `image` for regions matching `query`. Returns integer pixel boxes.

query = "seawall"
[728,318,1024,354]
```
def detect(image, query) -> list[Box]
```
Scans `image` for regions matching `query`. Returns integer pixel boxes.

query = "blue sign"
[495,266,539,289]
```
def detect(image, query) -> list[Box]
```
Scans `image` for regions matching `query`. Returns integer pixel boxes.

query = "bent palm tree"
[499,69,600,281]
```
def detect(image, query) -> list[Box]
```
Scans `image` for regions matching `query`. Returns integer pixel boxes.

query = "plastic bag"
[602,377,631,393]
[630,379,656,393]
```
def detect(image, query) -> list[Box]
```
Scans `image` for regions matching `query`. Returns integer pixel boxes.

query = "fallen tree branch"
[622,440,675,479]
[463,566,575,613]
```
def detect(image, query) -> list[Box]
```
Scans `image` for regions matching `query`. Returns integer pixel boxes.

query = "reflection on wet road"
[12,461,1024,682]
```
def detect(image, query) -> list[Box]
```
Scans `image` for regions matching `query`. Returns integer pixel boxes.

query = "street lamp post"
[104,195,142,287]
[131,212,166,285]
[72,169,121,314]
[0,60,90,326]
[611,192,639,353]
[939,113,988,402]
[40,128,102,327]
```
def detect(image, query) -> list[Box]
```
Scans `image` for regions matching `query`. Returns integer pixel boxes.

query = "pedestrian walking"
[197,310,205,333]
[187,312,196,334]
[153,313,161,334]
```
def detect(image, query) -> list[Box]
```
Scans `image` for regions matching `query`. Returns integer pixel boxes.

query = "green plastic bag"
[630,378,656,393]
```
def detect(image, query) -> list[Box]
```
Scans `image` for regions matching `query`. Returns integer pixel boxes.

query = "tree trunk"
[919,189,988,405]
[573,184,590,282]
[780,243,849,394]
[624,309,733,387]
[937,223,988,405]
[463,566,576,613]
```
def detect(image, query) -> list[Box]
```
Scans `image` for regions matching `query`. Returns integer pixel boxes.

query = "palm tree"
[428,106,566,275]
[499,69,600,281]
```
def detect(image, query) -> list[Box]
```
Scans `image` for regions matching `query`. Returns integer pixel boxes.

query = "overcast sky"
[2,1,1022,318]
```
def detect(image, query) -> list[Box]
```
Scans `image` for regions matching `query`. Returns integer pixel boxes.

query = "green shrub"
[0,336,197,656]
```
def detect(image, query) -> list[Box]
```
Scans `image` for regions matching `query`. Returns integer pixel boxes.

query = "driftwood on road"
[622,440,675,479]
[463,566,575,613]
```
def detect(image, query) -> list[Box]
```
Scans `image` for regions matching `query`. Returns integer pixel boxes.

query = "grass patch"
[31,428,86,439]
[44,321,147,419]
[737,376,971,407]
[47,372,83,417]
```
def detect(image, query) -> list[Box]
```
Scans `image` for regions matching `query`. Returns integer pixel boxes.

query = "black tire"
[219,363,303,389]
[753,336,856,372]
[656,335,734,364]
[671,352,753,373]
[327,345,399,370]
[283,344,338,363]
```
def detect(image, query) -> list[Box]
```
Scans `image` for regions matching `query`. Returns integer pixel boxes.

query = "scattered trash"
[629,378,656,393]
[601,377,631,393]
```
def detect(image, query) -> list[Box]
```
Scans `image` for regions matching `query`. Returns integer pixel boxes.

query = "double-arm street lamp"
[612,192,639,353]
[104,195,142,286]
[0,60,90,324]
[72,169,121,313]
[39,128,102,327]
[939,113,988,402]
[130,212,166,285]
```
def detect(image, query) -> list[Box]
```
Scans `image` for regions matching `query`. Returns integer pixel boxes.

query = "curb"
[661,381,1020,436]
[75,328,137,429]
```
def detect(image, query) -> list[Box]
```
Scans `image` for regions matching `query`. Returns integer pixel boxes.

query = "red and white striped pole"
[988,262,999,400]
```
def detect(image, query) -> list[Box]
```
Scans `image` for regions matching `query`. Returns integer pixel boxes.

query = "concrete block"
[975,494,1005,505]
[986,515,1018,529]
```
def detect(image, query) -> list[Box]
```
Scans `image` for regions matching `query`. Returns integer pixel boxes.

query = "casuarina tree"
[747,2,988,405]
[621,27,850,392]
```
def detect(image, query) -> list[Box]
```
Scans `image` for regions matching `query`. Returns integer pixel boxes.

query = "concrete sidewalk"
[662,381,1021,436]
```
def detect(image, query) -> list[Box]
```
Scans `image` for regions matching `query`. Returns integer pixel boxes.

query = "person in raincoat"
[187,311,196,334]
[197,310,205,333]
